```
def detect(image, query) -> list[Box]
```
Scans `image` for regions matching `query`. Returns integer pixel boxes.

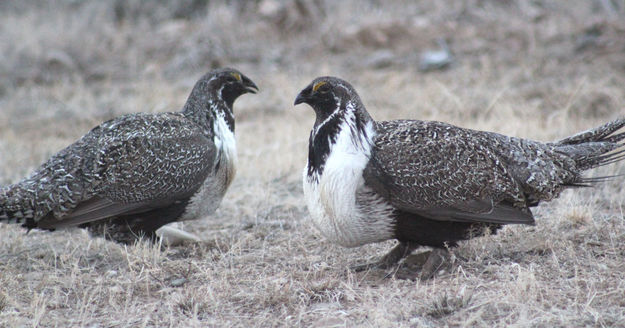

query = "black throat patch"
[307,102,371,179]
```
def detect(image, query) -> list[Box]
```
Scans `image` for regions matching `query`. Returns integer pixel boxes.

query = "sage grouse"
[0,68,258,244]
[294,76,625,279]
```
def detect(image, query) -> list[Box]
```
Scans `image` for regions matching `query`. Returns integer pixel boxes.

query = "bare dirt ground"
[1,1,624,327]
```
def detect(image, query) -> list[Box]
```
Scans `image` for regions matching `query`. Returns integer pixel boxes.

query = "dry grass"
[1,0,625,326]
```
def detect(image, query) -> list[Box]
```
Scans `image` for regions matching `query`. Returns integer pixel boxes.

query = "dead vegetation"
[1,0,624,326]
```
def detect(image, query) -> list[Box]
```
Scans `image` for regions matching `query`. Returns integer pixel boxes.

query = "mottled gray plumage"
[295,76,625,278]
[0,68,257,243]
[364,119,623,225]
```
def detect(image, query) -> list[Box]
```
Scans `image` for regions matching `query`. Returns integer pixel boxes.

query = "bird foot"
[420,248,451,280]
[156,226,201,246]
[349,243,451,280]
[350,242,418,272]
[395,248,451,280]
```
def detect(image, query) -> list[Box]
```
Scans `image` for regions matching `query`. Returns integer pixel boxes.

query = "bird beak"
[243,79,259,94]
[294,88,310,106]
[293,94,305,106]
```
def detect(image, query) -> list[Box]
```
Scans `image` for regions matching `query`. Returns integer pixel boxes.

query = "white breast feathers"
[303,115,395,247]
[182,113,237,220]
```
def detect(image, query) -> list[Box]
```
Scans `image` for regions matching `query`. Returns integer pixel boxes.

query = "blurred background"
[1,0,624,144]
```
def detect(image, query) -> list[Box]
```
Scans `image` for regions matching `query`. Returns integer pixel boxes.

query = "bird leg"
[418,248,450,280]
[351,241,419,272]
[389,247,451,280]
[156,224,201,246]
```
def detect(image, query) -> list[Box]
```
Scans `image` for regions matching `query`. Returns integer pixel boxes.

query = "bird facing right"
[294,76,625,279]
[0,68,257,244]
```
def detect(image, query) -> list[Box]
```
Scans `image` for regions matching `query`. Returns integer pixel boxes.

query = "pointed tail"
[554,117,625,171]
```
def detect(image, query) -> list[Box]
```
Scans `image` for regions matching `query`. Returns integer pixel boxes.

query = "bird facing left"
[0,68,258,244]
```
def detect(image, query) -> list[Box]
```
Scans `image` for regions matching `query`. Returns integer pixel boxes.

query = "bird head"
[188,68,258,112]
[295,77,376,178]
[294,76,369,127]
[212,68,258,109]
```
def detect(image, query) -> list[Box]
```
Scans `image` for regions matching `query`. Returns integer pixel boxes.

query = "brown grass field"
[1,1,624,327]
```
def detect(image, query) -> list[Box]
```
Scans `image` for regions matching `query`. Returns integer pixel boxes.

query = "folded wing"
[363,120,535,225]
[36,113,216,229]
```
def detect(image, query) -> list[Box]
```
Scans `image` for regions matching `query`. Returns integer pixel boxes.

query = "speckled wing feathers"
[1,112,215,229]
[364,118,625,225]
[94,113,216,203]
[363,120,576,225]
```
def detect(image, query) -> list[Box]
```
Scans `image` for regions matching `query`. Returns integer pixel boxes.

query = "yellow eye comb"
[230,72,242,82]
[312,81,327,92]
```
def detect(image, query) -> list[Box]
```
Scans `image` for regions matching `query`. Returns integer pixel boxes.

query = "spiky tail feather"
[554,117,625,171]
[557,118,625,145]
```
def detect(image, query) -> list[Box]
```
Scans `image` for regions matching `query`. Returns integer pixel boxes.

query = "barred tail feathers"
[555,117,625,171]
[557,117,625,145]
